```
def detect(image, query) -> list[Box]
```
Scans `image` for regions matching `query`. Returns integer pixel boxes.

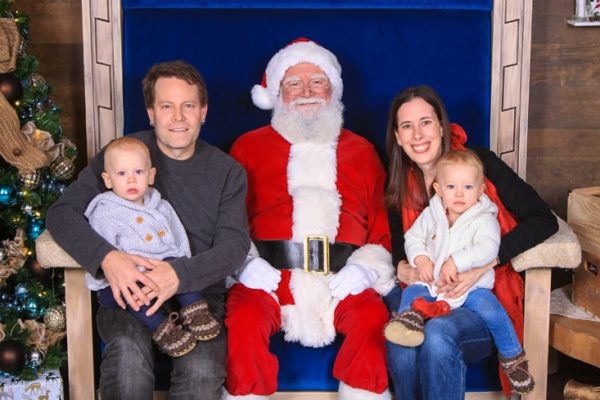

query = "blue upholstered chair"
[120,4,496,393]
[119,2,496,394]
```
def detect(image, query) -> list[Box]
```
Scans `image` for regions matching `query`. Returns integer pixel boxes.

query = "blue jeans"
[96,292,226,400]
[386,286,497,400]
[399,285,522,359]
[97,287,204,331]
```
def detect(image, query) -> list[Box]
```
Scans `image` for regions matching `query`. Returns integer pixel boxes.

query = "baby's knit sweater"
[84,187,191,290]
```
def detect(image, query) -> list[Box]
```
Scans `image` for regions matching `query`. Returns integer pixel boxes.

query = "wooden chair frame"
[66,1,549,399]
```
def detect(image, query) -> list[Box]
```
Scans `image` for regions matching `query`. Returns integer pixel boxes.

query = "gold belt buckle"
[303,235,330,275]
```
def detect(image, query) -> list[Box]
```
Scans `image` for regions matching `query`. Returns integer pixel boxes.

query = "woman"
[384,85,557,399]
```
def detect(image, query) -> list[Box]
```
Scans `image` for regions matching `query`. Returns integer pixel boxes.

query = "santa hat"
[251,38,343,110]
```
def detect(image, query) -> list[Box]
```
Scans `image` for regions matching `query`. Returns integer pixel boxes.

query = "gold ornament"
[49,156,75,181]
[43,306,66,331]
[18,170,41,189]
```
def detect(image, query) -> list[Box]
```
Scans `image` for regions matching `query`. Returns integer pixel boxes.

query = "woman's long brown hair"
[384,85,451,214]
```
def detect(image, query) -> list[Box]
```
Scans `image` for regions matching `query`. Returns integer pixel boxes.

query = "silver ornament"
[49,156,75,181]
[21,203,34,216]
[26,349,44,366]
[18,171,42,189]
[28,73,46,88]
[44,306,66,331]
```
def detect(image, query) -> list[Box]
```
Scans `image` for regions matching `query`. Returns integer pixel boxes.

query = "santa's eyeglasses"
[281,75,330,95]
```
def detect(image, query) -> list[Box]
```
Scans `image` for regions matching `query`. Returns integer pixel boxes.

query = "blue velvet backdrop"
[122,0,492,158]
[120,0,499,392]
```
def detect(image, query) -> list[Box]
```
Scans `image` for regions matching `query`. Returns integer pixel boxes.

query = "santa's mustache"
[289,97,327,107]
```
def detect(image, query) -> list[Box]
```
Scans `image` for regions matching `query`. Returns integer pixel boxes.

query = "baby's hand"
[440,257,458,283]
[415,255,434,284]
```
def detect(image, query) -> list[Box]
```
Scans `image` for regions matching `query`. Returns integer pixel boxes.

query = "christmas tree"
[0,1,74,380]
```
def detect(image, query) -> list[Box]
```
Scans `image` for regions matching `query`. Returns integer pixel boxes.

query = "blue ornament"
[0,185,13,204]
[10,300,22,313]
[25,298,40,319]
[14,284,28,300]
[27,219,44,240]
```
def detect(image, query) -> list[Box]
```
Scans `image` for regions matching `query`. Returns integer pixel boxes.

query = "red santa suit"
[225,125,395,399]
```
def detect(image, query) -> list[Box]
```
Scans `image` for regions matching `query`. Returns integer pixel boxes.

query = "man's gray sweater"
[46,130,250,294]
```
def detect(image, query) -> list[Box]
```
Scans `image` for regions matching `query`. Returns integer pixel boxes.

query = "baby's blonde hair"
[104,136,152,169]
[434,149,485,184]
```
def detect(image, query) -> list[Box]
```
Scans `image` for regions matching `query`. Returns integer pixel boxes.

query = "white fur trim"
[339,382,391,400]
[251,84,273,111]
[221,389,269,400]
[280,269,339,347]
[347,244,395,296]
[253,40,343,110]
[287,141,340,242]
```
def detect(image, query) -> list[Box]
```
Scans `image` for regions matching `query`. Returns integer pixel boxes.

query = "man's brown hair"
[142,60,208,108]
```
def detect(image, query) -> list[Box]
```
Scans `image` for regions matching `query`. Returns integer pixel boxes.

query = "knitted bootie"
[180,299,221,341]
[499,352,535,394]
[383,309,425,347]
[152,312,196,357]
[412,297,451,319]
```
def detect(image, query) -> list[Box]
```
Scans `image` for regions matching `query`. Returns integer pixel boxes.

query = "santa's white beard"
[271,96,344,144]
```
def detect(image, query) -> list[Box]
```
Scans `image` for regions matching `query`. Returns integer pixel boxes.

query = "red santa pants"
[225,277,389,396]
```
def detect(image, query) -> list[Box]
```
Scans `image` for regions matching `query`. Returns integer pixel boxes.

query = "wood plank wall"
[17,0,86,172]
[19,0,599,219]
[528,0,600,219]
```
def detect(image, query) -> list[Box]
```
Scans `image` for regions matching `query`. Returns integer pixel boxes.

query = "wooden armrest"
[35,229,82,269]
[35,230,95,399]
[512,216,581,272]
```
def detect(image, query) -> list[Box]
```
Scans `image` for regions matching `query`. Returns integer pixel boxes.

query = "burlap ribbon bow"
[0,18,19,74]
[0,91,50,172]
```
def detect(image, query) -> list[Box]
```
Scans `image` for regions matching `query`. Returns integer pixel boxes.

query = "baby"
[86,136,220,357]
[384,149,534,394]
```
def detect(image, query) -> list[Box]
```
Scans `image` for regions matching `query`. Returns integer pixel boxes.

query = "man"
[46,60,250,400]
[225,39,395,399]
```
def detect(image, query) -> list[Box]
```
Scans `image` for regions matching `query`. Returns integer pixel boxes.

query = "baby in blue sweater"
[86,136,220,357]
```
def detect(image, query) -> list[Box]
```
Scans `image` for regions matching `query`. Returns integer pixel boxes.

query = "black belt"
[254,239,357,273]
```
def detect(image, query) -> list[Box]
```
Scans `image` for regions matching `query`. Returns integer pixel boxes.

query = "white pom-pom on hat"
[251,38,343,110]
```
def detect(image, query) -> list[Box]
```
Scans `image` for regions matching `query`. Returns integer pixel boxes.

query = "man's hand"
[101,250,159,311]
[328,263,378,300]
[439,256,458,284]
[414,255,434,284]
[235,257,281,293]
[396,260,420,285]
[140,259,180,316]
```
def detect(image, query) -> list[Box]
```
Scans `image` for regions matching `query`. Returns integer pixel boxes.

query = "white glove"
[328,263,379,300]
[235,257,281,293]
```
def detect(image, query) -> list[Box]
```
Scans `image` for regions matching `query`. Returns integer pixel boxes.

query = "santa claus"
[224,38,395,399]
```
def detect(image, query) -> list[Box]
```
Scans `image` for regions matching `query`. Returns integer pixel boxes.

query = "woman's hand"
[436,258,497,298]
[396,260,420,285]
